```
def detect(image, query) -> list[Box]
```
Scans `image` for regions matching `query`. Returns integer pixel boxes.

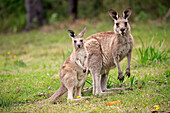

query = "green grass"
[0,21,170,112]
[135,37,169,65]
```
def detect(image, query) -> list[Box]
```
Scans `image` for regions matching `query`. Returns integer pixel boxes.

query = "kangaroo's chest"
[118,40,131,60]
[76,49,87,87]
[77,49,87,66]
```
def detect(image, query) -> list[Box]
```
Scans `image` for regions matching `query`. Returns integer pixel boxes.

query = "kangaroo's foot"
[103,88,127,92]
[67,98,73,103]
[95,91,123,95]
[79,96,92,100]
[68,97,90,103]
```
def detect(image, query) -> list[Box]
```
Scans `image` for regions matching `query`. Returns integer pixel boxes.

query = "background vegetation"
[0,0,169,33]
[0,0,170,112]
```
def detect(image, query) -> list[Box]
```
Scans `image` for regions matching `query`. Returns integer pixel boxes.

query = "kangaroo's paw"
[83,68,86,73]
[118,73,124,82]
[125,68,130,78]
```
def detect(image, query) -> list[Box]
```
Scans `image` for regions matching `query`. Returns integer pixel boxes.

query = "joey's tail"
[36,85,67,104]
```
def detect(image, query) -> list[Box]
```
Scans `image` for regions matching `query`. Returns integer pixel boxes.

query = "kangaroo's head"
[109,8,131,36]
[68,27,86,49]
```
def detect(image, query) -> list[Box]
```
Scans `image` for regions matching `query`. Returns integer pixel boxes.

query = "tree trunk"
[68,0,78,20]
[25,0,46,31]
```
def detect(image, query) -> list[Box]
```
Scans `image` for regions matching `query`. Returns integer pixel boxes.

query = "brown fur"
[84,8,134,95]
[38,27,88,103]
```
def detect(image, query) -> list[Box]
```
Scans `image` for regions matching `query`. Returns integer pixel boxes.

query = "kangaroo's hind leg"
[101,72,127,92]
[101,72,109,92]
[74,86,82,99]
[64,72,77,103]
[88,54,102,95]
[67,87,74,103]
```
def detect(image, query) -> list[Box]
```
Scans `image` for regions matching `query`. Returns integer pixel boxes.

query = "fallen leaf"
[106,100,121,106]
[149,81,154,83]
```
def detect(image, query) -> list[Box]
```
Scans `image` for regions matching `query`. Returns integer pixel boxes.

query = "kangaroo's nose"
[77,45,81,48]
[120,29,125,32]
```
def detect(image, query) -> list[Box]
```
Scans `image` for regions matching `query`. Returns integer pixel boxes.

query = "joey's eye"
[74,40,77,43]
[80,40,83,42]
[116,23,119,27]
[125,22,127,26]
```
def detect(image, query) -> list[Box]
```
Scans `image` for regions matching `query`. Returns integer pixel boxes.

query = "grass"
[135,37,169,65]
[0,20,170,112]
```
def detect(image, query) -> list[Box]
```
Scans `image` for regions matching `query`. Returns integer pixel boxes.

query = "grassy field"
[0,20,170,112]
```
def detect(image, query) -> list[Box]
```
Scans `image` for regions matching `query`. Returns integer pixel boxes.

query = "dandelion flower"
[77,96,81,99]
[7,52,10,55]
[154,105,159,110]
[13,55,16,58]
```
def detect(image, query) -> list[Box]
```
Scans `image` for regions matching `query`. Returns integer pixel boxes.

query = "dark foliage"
[0,0,169,33]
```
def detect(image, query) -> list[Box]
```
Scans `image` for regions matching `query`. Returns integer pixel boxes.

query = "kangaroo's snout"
[120,28,125,35]
[120,28,125,32]
[77,45,81,48]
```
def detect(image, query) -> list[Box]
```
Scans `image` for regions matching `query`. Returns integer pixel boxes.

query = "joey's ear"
[68,30,75,38]
[79,27,87,38]
[109,9,119,21]
[122,8,131,19]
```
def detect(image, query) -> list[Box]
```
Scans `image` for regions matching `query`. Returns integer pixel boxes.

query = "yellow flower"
[77,96,80,99]
[154,105,159,110]
[7,52,10,55]
[156,107,159,110]
[147,73,149,76]
[13,55,16,58]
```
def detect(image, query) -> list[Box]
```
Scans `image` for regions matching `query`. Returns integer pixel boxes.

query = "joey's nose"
[78,45,80,48]
[120,29,125,32]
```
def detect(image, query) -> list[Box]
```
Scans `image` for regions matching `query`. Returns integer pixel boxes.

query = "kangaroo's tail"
[36,85,67,104]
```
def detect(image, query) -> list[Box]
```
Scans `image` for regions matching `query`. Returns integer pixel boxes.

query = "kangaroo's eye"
[125,22,127,26]
[74,40,77,43]
[80,40,83,42]
[116,23,119,27]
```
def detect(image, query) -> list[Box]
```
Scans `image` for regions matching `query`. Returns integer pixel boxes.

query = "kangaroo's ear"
[122,8,131,19]
[109,9,119,21]
[68,30,75,38]
[79,27,87,38]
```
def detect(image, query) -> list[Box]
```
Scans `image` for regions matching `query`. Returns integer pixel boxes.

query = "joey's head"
[109,8,132,36]
[68,27,87,49]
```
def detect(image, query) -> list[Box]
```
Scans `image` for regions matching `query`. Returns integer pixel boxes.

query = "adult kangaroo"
[84,8,134,95]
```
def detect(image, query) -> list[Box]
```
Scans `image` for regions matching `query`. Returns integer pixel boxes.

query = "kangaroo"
[39,27,88,103]
[84,8,134,95]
